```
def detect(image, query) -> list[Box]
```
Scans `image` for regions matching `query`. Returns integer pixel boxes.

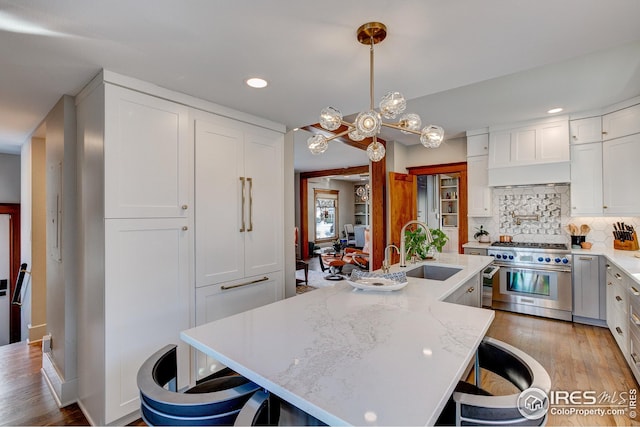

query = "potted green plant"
[473,225,490,243]
[403,227,449,260]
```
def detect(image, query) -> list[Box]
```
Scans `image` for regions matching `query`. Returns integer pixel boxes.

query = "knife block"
[614,231,639,251]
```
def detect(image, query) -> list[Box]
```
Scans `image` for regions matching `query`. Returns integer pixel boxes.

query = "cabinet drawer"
[611,307,629,352]
[630,297,640,338]
[629,328,640,379]
[196,271,282,324]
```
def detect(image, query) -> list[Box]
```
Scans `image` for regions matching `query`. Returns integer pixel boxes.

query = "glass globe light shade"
[364,183,370,190]
[319,107,342,131]
[348,129,365,141]
[420,125,444,148]
[366,140,386,162]
[361,194,369,202]
[356,186,366,197]
[379,92,406,119]
[307,134,329,154]
[355,110,381,137]
[399,113,422,134]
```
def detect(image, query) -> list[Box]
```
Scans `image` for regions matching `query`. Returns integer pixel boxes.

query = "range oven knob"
[554,258,561,263]
[503,254,510,260]
[545,257,551,263]
[489,254,495,257]
[496,254,502,259]
[537,257,544,262]
[508,255,514,260]
[562,258,569,264]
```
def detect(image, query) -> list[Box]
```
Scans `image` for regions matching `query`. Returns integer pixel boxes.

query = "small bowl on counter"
[580,242,593,250]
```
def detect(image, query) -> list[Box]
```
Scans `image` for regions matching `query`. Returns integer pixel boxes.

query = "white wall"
[19,142,32,340]
[0,153,20,203]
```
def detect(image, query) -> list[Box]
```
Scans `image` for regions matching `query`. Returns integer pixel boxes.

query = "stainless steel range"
[489,242,572,321]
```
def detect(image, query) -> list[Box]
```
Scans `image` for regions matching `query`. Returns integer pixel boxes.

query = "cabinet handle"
[247,177,253,232]
[182,226,188,231]
[616,326,623,335]
[182,204,188,210]
[579,257,592,261]
[608,281,613,286]
[631,286,640,296]
[632,313,640,326]
[239,177,246,232]
[221,276,269,290]
[602,131,608,135]
[603,206,608,209]
[616,295,623,302]
[632,353,640,365]
[606,264,611,270]
[615,273,623,280]
[467,287,474,293]
[469,251,480,255]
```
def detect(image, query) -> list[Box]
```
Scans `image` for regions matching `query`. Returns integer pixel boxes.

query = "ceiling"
[2,1,640,175]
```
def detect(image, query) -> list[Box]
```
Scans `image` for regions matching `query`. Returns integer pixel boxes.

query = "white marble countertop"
[181,254,494,426]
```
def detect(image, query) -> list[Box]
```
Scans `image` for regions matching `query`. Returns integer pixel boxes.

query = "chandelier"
[307,22,444,162]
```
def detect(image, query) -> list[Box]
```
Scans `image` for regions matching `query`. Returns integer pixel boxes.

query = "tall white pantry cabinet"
[75,73,285,425]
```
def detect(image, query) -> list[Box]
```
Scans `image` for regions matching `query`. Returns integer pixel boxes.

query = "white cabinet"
[570,142,603,216]
[570,117,602,144]
[467,155,492,217]
[104,218,191,420]
[606,262,629,354]
[572,255,604,321]
[194,113,284,287]
[489,120,569,168]
[104,85,191,218]
[444,274,481,307]
[194,271,282,380]
[602,103,640,141]
[76,81,194,425]
[466,133,489,157]
[603,134,640,215]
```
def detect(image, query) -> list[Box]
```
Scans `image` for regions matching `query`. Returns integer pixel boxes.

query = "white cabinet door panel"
[195,120,245,286]
[512,127,536,163]
[538,121,570,162]
[570,143,603,215]
[489,131,512,167]
[104,218,190,421]
[603,134,640,215]
[467,155,492,217]
[602,103,640,141]
[104,85,190,218]
[243,131,283,277]
[570,117,602,144]
[572,255,600,319]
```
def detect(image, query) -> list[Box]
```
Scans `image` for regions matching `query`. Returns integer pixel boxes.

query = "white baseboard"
[41,352,78,407]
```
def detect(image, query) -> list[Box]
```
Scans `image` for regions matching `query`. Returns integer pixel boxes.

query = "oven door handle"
[496,264,572,274]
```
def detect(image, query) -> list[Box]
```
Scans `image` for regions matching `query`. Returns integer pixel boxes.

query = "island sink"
[405,264,462,281]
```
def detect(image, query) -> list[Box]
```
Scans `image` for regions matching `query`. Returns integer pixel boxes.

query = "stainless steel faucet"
[399,220,433,268]
[382,244,399,273]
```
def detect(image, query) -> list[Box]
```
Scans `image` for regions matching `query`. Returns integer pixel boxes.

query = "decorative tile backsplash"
[499,192,562,236]
[468,184,640,249]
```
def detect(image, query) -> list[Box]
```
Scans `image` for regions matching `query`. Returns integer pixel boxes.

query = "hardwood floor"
[1,310,638,426]
[0,341,88,425]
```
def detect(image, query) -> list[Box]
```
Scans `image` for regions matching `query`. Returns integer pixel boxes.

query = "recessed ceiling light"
[246,77,268,89]
[547,107,563,114]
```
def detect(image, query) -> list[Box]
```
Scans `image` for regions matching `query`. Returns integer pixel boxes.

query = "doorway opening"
[0,203,21,345]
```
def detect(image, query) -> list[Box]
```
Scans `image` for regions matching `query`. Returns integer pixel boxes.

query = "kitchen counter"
[180,253,494,426]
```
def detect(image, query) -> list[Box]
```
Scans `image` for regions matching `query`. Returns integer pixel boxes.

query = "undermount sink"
[405,264,462,281]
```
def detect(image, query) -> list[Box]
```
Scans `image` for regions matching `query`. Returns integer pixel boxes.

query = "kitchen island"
[181,253,494,426]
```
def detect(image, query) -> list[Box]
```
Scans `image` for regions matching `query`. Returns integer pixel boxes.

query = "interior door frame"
[300,162,386,271]
[406,162,468,253]
[0,203,21,343]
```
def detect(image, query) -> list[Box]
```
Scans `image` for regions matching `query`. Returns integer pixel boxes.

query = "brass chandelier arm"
[381,122,421,136]
[325,128,352,142]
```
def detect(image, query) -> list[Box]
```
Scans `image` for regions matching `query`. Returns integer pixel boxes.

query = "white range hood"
[488,161,571,187]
